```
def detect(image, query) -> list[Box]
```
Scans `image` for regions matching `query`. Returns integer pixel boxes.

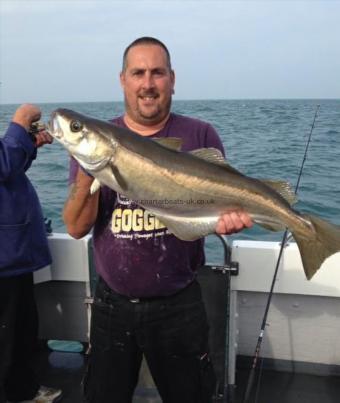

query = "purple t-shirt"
[69,113,225,297]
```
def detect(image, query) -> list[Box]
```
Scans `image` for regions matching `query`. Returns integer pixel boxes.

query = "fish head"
[48,108,116,171]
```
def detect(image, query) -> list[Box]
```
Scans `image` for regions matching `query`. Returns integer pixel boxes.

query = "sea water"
[1,99,339,263]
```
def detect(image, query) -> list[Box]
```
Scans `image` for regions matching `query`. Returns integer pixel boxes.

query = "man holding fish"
[63,37,252,403]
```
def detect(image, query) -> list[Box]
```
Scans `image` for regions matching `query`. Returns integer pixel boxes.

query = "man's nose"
[142,72,155,89]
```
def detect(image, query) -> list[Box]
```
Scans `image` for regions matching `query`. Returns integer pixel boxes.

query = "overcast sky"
[0,0,339,104]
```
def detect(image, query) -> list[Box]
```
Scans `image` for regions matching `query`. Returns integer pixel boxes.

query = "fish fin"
[153,137,182,151]
[261,223,285,231]
[76,157,110,172]
[256,220,286,232]
[110,165,128,192]
[261,179,297,205]
[190,148,225,164]
[190,148,245,174]
[153,213,218,241]
[293,214,340,280]
[90,179,101,194]
[254,214,285,232]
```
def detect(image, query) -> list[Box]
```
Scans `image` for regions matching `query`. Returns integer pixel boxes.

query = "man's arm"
[63,168,100,239]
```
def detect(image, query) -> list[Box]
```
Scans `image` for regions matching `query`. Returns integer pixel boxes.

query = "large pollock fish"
[48,108,340,280]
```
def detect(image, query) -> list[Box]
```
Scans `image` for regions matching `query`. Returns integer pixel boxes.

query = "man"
[63,37,252,403]
[0,104,62,403]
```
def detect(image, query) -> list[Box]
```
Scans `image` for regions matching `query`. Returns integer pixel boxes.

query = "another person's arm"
[0,104,52,179]
[12,103,42,131]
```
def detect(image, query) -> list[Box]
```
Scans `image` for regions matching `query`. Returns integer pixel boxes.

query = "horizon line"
[1,97,339,106]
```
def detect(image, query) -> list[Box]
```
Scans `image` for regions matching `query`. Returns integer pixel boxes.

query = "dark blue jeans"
[0,273,39,403]
[84,278,216,403]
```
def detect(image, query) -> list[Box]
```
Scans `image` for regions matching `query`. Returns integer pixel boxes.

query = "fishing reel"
[28,121,47,142]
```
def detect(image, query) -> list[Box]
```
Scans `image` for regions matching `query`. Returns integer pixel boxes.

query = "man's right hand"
[63,166,99,239]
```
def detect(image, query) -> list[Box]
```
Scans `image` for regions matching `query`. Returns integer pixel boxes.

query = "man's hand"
[12,103,42,131]
[12,104,53,147]
[35,130,53,148]
[216,210,253,235]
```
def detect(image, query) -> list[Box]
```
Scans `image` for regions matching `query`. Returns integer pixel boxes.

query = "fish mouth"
[46,120,53,136]
[47,112,62,139]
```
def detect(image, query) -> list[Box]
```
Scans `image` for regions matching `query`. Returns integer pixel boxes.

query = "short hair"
[122,37,172,71]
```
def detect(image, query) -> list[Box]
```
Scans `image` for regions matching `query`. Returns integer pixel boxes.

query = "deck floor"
[31,342,340,403]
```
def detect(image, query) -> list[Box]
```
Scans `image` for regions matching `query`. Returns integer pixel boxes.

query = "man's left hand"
[216,210,253,235]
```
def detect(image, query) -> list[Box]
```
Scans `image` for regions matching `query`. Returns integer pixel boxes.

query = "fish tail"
[293,214,340,280]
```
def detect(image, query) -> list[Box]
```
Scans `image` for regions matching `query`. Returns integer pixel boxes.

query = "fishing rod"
[242,104,320,403]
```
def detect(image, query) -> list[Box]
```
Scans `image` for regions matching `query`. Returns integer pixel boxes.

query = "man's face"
[120,44,175,126]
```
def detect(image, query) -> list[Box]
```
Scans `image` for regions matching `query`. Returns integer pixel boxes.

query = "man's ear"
[171,70,175,94]
[120,72,125,89]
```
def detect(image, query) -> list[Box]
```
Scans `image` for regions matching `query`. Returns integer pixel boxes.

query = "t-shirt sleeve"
[204,123,226,157]
[68,157,79,185]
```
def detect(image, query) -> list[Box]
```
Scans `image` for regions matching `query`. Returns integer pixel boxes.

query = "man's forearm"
[63,169,99,239]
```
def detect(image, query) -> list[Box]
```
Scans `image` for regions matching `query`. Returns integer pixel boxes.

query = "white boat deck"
[32,233,340,402]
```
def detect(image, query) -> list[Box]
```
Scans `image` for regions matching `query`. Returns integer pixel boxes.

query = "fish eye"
[70,120,83,132]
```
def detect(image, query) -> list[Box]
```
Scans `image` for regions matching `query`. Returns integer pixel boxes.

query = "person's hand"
[216,210,253,235]
[35,130,53,148]
[12,103,42,131]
